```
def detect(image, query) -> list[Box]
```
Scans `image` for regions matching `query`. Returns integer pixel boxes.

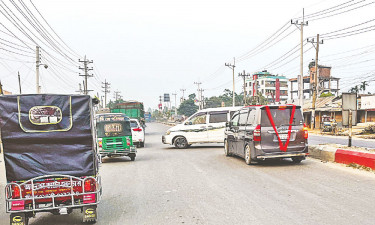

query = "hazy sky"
[0,0,374,109]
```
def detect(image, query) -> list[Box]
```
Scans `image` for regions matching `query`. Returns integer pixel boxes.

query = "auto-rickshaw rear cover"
[0,94,98,181]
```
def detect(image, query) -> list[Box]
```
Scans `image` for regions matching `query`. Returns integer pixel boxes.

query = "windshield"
[261,108,303,127]
[96,121,132,138]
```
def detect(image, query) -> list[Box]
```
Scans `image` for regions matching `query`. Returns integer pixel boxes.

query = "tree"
[205,96,222,108]
[250,92,268,105]
[178,98,198,117]
[360,81,369,94]
[320,92,334,97]
[349,85,359,94]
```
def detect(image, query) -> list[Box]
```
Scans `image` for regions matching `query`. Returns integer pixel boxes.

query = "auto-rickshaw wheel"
[129,154,136,161]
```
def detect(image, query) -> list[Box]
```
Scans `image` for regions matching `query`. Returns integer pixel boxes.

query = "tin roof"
[302,96,342,112]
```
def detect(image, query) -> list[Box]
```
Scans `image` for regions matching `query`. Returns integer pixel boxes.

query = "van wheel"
[245,145,254,165]
[224,139,231,156]
[140,142,144,148]
[174,137,188,149]
[292,156,303,163]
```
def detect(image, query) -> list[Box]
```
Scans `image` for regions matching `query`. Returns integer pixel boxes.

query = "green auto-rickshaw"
[96,113,137,161]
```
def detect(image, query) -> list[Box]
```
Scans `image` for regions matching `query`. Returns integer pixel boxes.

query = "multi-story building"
[289,61,340,100]
[245,70,289,102]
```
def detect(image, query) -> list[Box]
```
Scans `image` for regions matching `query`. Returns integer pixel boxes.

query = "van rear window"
[261,108,303,127]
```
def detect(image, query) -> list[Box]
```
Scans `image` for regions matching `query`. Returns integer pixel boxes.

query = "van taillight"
[254,125,261,142]
[303,123,308,139]
[12,185,20,199]
[84,178,96,193]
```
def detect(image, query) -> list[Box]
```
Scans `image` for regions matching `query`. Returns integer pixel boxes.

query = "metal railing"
[5,174,101,213]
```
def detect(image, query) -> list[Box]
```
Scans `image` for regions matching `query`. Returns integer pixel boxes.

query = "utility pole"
[36,46,40,94]
[79,56,93,95]
[35,46,48,94]
[307,34,323,129]
[172,93,177,115]
[194,82,202,109]
[198,88,205,109]
[114,90,121,101]
[18,72,22,94]
[291,9,308,106]
[180,89,186,102]
[225,57,236,107]
[238,70,251,106]
[76,83,83,94]
[102,79,110,108]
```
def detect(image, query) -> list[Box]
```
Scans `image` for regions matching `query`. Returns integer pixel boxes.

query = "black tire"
[224,139,231,157]
[245,144,254,165]
[129,154,136,161]
[174,136,188,149]
[292,156,303,163]
[140,142,144,148]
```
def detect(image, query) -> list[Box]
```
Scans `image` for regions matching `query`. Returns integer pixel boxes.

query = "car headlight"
[166,130,171,135]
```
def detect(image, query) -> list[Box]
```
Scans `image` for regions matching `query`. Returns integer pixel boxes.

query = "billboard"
[361,95,375,110]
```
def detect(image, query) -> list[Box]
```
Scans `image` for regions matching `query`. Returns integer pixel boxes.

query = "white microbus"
[162,107,242,148]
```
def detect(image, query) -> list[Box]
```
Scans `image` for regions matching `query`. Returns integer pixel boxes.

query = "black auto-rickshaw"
[0,94,102,225]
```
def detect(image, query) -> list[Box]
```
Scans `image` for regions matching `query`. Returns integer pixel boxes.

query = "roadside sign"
[342,93,357,126]
[164,93,170,102]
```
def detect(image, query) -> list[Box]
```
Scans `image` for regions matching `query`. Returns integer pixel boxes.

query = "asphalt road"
[1,123,375,225]
[309,133,375,149]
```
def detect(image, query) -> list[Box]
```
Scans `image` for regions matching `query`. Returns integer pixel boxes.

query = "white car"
[130,119,145,147]
[162,107,242,149]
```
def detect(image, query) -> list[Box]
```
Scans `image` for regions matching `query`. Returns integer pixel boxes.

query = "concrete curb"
[309,144,375,169]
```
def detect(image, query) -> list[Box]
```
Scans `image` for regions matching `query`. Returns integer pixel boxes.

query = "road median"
[309,144,375,170]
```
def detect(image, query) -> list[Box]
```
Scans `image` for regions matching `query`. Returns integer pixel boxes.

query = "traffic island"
[309,144,375,170]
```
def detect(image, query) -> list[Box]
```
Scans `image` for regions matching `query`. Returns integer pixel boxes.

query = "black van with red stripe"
[224,105,308,164]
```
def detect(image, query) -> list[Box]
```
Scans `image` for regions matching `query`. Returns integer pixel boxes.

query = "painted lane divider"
[335,149,375,169]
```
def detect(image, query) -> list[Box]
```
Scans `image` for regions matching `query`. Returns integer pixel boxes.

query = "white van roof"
[196,106,243,113]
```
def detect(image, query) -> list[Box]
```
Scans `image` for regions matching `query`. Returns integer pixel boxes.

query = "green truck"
[110,101,145,122]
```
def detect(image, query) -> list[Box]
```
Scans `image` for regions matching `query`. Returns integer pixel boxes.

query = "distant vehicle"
[96,113,137,160]
[130,118,145,148]
[0,94,101,224]
[110,101,144,122]
[224,105,308,164]
[162,107,242,149]
[144,112,152,122]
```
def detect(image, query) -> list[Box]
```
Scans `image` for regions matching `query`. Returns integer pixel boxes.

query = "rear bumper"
[256,152,308,159]
[255,146,308,159]
[100,147,137,156]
